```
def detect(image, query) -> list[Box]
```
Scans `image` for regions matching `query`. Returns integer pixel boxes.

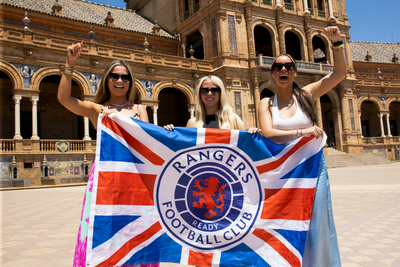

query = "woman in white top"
[259,26,347,267]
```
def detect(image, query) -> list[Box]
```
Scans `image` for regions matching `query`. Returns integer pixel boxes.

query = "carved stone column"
[386,114,392,137]
[315,98,323,129]
[327,0,335,20]
[304,15,313,62]
[83,117,91,140]
[340,90,351,133]
[244,1,256,67]
[358,113,363,138]
[379,113,385,137]
[275,8,285,54]
[31,96,40,140]
[13,95,22,140]
[152,106,158,126]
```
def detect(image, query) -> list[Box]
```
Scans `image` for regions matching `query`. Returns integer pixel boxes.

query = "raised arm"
[57,41,101,123]
[303,26,347,101]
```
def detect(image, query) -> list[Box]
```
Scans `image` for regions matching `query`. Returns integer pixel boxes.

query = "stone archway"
[360,99,382,137]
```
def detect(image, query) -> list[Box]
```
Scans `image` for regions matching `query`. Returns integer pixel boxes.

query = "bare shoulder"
[259,96,272,108]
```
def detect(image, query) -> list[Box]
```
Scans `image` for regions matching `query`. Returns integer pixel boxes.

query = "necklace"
[277,94,293,108]
[109,101,128,107]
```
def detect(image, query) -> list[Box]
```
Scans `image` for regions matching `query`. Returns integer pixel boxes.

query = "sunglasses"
[200,87,220,95]
[108,73,131,83]
[272,62,295,71]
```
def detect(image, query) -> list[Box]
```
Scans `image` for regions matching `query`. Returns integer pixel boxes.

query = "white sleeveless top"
[272,94,313,130]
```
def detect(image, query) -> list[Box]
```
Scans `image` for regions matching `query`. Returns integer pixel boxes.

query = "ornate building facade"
[0,0,399,187]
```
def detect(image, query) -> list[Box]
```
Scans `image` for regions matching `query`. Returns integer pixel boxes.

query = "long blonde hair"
[93,59,136,104]
[193,75,244,130]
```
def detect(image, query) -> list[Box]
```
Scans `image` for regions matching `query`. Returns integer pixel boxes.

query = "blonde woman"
[165,75,258,133]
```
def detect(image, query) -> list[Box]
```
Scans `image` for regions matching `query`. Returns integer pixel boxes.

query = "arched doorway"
[0,71,14,139]
[157,88,190,127]
[39,75,95,140]
[285,31,301,60]
[312,35,328,63]
[260,88,274,100]
[388,101,400,136]
[320,94,335,145]
[361,100,381,137]
[254,26,273,57]
[186,31,204,59]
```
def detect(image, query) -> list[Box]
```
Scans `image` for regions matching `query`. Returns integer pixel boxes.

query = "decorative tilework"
[189,84,195,93]
[139,79,159,99]
[83,72,102,94]
[211,17,218,57]
[234,92,242,119]
[12,63,41,88]
[228,15,238,56]
[379,97,387,110]
[0,162,10,179]
[349,98,355,131]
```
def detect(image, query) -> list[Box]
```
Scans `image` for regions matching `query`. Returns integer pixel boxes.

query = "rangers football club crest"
[156,146,262,251]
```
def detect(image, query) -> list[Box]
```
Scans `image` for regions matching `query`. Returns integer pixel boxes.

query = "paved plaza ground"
[1,162,400,267]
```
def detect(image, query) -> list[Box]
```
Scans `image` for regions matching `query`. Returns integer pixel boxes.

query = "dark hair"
[271,54,317,125]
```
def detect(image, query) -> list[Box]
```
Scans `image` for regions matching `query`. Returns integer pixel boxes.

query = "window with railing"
[184,0,189,20]
[317,0,325,17]
[194,0,199,13]
[284,0,293,10]
[307,0,314,14]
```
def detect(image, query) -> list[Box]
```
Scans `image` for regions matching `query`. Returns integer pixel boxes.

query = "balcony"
[0,139,96,154]
[256,55,334,75]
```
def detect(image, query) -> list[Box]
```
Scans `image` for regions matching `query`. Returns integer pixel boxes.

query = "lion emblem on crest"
[191,176,227,219]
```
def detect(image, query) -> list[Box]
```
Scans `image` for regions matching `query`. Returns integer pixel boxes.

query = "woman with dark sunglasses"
[164,75,259,132]
[58,41,148,127]
[57,41,150,267]
[258,26,346,267]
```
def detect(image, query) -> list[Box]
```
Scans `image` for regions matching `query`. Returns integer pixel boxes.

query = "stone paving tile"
[1,163,400,266]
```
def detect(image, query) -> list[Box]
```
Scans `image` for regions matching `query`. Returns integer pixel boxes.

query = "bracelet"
[333,43,343,50]
[63,69,73,75]
[63,65,74,75]
[296,128,300,138]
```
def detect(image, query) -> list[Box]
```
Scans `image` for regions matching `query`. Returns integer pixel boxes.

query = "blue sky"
[90,0,399,43]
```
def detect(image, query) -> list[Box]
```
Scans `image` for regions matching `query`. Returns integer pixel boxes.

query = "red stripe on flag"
[256,136,313,175]
[96,221,163,267]
[97,171,156,206]
[261,188,315,220]
[253,228,301,267]
[103,118,165,166]
[188,250,213,267]
[204,128,231,144]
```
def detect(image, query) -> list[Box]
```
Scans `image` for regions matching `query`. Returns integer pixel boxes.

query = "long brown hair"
[271,54,317,125]
[93,59,136,104]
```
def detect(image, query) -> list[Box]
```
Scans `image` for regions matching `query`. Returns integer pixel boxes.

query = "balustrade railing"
[257,55,334,74]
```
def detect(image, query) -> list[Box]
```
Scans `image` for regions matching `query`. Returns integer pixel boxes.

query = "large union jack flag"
[86,113,326,267]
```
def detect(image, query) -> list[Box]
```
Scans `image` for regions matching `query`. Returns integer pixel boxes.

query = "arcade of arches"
[1,0,399,187]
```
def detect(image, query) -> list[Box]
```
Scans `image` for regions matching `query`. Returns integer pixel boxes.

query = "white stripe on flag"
[90,208,161,266]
